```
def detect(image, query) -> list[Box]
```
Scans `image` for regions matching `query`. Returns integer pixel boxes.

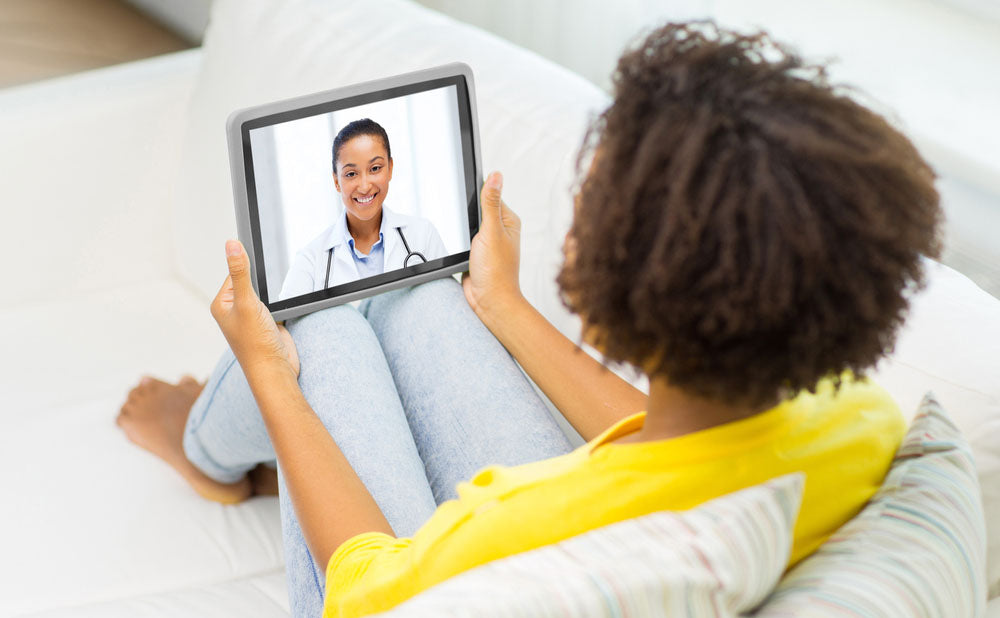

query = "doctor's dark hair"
[557,22,942,409]
[332,118,392,172]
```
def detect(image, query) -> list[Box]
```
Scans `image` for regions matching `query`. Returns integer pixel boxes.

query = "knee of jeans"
[417,277,465,301]
[287,303,364,341]
[366,277,462,325]
[416,276,461,297]
[287,303,384,368]
[358,297,373,317]
[412,278,467,320]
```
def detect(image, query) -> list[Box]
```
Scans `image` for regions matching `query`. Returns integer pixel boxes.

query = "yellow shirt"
[323,377,904,618]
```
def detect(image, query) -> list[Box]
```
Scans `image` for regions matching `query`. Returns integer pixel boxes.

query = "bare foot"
[117,375,252,505]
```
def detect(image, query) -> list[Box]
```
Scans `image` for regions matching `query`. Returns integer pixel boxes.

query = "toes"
[128,377,153,399]
[126,376,173,404]
[126,384,149,404]
[116,405,131,427]
[135,375,170,390]
[179,375,206,398]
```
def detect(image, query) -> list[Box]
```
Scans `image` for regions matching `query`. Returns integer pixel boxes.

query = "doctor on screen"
[278,118,447,301]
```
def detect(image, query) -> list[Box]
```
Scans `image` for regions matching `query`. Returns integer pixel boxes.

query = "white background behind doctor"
[249,85,470,302]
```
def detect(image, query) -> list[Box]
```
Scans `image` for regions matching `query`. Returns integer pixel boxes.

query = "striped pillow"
[377,474,804,618]
[755,393,988,618]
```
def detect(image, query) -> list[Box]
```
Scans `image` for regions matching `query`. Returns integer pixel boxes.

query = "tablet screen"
[238,73,478,314]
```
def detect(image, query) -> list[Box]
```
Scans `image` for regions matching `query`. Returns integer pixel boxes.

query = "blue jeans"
[182,278,574,617]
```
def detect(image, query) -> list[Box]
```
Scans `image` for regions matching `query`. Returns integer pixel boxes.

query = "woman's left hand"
[463,172,525,329]
[211,240,300,379]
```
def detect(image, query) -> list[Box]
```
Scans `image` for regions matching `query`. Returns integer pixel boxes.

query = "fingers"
[225,240,255,302]
[480,171,504,230]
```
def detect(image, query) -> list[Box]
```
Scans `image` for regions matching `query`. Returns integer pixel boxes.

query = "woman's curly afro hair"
[557,22,942,409]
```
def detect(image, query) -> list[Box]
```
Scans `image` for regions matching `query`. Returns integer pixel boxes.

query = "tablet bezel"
[225,63,482,322]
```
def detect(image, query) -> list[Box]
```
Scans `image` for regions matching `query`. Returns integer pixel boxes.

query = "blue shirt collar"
[348,232,384,259]
[325,206,397,252]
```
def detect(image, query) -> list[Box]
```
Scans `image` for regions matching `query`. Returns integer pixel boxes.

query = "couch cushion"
[0,280,284,616]
[872,260,1000,598]
[0,52,199,308]
[20,570,288,618]
[174,0,608,346]
[755,394,987,617]
[377,474,803,617]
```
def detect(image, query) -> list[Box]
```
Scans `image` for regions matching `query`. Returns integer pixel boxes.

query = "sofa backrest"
[872,258,1000,598]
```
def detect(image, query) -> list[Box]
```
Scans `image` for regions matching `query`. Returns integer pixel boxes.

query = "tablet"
[226,63,482,321]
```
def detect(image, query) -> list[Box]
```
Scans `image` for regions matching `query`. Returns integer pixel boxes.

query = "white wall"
[416,0,715,92]
[417,0,1000,298]
[710,0,1000,297]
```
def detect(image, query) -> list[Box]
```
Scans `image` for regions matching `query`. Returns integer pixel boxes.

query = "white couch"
[1,0,998,615]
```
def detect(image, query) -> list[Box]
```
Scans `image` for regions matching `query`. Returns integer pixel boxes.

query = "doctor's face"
[333,134,393,224]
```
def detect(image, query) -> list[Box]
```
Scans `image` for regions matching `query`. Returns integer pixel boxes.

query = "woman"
[278,118,447,301]
[117,23,941,618]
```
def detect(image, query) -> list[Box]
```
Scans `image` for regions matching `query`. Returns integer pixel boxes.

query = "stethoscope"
[324,226,427,289]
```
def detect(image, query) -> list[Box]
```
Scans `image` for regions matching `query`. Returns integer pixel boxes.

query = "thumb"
[480,171,504,229]
[225,239,255,300]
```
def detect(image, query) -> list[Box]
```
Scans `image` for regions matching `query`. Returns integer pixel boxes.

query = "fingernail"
[486,172,503,190]
[226,240,241,257]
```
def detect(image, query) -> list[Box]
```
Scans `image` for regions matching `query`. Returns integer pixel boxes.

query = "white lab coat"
[277,206,447,301]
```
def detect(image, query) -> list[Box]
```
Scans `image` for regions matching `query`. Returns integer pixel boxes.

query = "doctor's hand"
[211,240,300,380]
[463,171,525,327]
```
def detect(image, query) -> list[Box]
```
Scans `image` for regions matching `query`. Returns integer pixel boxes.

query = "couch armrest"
[0,49,202,308]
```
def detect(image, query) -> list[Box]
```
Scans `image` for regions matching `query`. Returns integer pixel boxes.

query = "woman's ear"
[332,170,341,193]
[386,157,393,182]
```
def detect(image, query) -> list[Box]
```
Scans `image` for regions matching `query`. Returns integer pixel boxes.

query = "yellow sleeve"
[323,532,416,618]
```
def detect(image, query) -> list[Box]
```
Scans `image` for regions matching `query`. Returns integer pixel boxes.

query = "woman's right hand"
[211,240,300,381]
[462,171,525,327]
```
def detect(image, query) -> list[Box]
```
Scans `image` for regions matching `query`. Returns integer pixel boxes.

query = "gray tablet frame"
[225,63,482,322]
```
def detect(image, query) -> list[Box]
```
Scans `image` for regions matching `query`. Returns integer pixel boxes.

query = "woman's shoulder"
[789,373,905,443]
[816,373,901,417]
